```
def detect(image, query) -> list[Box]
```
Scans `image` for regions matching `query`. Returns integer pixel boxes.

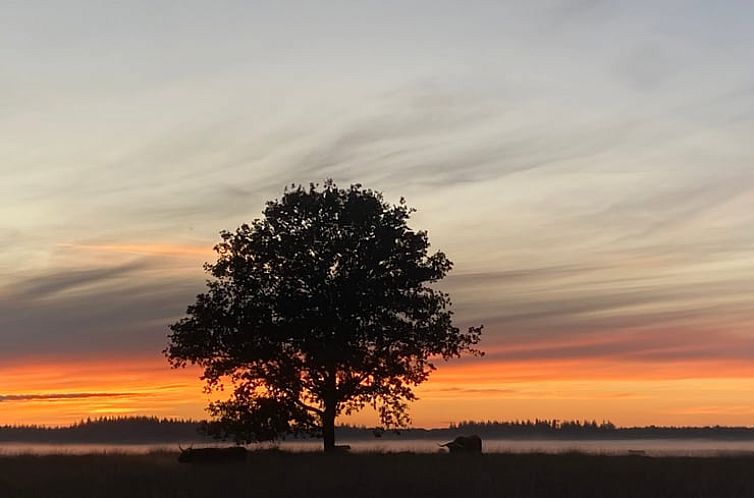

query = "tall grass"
[1,450,752,497]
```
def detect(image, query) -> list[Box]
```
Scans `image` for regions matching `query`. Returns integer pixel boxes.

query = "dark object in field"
[334,445,351,452]
[439,435,483,453]
[177,445,247,463]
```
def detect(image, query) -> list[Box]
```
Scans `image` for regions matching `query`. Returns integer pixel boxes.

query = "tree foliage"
[166,180,483,450]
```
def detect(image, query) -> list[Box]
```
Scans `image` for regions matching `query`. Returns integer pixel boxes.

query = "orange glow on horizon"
[4,354,754,428]
[0,356,208,426]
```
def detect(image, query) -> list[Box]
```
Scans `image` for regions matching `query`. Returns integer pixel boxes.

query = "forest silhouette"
[4,416,754,444]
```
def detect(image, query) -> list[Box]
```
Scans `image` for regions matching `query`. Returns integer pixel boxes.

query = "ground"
[0,450,752,497]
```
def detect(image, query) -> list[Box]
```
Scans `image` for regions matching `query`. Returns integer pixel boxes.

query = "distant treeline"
[0,417,212,444]
[339,419,754,441]
[4,417,754,443]
[442,419,754,440]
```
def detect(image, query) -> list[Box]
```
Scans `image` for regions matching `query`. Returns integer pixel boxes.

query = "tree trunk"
[322,401,337,452]
[322,366,339,453]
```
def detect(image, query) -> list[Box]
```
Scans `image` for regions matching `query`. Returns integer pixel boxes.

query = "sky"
[2,0,754,428]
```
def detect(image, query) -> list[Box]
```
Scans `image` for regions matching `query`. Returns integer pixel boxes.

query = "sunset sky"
[2,1,754,428]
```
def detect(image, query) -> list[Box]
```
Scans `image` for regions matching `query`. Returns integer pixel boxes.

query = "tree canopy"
[165,180,483,451]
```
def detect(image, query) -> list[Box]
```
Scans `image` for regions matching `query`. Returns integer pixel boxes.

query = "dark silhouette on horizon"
[0,417,210,444]
[165,180,483,452]
[439,434,483,453]
[6,417,754,444]
[177,445,247,463]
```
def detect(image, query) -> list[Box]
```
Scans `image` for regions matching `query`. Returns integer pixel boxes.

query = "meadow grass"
[1,450,753,498]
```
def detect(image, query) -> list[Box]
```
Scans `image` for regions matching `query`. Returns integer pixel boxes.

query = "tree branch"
[295,398,323,416]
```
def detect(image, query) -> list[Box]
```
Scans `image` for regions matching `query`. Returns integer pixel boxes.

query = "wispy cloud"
[0,259,202,359]
[424,387,517,395]
[0,392,145,403]
[6,261,151,301]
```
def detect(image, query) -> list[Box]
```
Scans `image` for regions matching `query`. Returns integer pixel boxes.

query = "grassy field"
[1,450,753,498]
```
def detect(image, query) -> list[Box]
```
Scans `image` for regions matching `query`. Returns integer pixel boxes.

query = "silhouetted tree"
[165,180,483,451]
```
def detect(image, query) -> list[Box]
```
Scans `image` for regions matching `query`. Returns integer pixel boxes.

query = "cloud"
[0,257,203,360]
[425,387,517,395]
[669,405,754,416]
[7,261,151,301]
[482,328,754,363]
[614,42,676,92]
[279,92,635,190]
[0,392,145,403]
[445,265,606,285]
